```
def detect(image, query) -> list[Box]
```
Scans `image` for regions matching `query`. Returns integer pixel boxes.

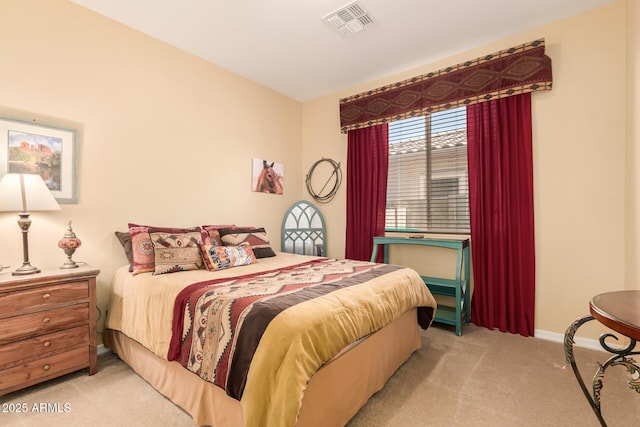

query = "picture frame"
[252,158,284,195]
[0,116,78,203]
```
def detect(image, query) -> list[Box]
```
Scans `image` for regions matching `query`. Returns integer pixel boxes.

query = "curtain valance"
[339,39,552,133]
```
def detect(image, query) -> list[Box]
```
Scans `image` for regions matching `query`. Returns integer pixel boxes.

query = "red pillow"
[201,224,235,246]
[218,226,276,258]
[128,223,200,275]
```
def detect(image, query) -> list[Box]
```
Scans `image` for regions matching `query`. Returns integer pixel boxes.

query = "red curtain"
[466,93,536,337]
[345,124,389,262]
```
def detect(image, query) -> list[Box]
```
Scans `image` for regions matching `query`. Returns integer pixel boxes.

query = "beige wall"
[303,1,633,339]
[0,0,303,333]
[0,0,635,342]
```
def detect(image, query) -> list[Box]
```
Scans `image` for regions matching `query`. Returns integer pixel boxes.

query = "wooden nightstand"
[0,266,100,395]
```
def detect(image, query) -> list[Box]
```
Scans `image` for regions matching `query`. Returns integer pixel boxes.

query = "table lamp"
[0,173,61,275]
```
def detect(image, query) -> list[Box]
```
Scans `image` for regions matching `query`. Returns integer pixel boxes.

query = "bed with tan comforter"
[104,252,436,427]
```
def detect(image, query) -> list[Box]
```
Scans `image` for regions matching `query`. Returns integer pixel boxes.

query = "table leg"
[370,244,379,263]
[564,315,640,427]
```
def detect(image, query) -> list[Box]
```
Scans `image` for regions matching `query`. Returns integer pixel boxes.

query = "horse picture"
[253,159,284,195]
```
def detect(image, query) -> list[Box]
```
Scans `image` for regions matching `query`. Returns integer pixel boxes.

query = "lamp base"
[14,212,40,276]
[12,264,41,276]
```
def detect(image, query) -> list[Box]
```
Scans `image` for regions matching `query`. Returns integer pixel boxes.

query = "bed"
[104,226,437,427]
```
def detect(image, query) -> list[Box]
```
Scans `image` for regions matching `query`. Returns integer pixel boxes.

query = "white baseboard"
[534,329,604,352]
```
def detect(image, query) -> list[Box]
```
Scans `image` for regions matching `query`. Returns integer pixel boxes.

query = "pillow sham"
[200,242,256,271]
[128,223,200,275]
[149,228,204,275]
[218,226,276,258]
[114,231,133,272]
[201,224,235,246]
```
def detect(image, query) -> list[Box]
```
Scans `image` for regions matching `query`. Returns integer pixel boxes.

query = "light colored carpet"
[1,323,638,426]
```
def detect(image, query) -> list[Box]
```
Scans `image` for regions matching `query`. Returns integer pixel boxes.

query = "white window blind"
[386,107,470,233]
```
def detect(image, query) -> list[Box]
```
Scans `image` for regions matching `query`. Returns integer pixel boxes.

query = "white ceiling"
[70,0,615,102]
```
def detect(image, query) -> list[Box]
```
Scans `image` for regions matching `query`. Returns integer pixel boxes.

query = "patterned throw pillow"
[128,224,157,275]
[128,223,200,275]
[200,242,256,271]
[219,226,276,258]
[149,228,204,275]
[201,224,235,246]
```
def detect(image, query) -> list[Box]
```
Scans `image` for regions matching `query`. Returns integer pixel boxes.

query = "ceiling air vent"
[322,1,374,37]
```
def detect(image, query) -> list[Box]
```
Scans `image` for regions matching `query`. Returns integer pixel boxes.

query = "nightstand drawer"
[0,281,88,318]
[0,304,88,344]
[0,326,89,370]
[0,347,88,395]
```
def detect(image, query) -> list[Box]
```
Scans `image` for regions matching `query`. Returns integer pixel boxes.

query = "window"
[386,107,469,233]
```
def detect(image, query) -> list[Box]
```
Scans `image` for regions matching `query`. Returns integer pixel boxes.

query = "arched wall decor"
[281,200,327,257]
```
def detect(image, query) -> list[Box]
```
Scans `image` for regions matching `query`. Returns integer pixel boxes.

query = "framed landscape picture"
[0,116,77,203]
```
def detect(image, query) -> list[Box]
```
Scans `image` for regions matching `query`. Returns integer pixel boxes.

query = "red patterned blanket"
[167,258,433,401]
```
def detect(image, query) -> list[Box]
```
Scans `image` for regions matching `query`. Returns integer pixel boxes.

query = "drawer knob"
[43,364,51,371]
[43,341,52,347]
[42,293,51,299]
[42,317,51,324]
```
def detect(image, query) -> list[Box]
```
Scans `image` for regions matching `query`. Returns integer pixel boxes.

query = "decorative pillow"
[149,228,204,275]
[128,223,200,275]
[201,224,235,246]
[114,231,133,272]
[200,242,256,271]
[219,226,276,258]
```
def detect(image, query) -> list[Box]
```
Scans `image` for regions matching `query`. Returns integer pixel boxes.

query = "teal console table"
[371,236,471,335]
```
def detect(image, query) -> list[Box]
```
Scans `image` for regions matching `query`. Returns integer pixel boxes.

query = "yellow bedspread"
[105,253,437,427]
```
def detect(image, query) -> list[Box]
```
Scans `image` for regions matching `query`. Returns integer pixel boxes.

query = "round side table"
[564,290,640,426]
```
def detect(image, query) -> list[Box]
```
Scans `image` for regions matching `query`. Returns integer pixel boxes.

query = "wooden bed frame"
[103,308,421,426]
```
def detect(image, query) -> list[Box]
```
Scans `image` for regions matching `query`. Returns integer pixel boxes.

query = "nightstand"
[0,266,100,395]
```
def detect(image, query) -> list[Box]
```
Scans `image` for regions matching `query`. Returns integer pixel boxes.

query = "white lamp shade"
[0,173,61,212]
